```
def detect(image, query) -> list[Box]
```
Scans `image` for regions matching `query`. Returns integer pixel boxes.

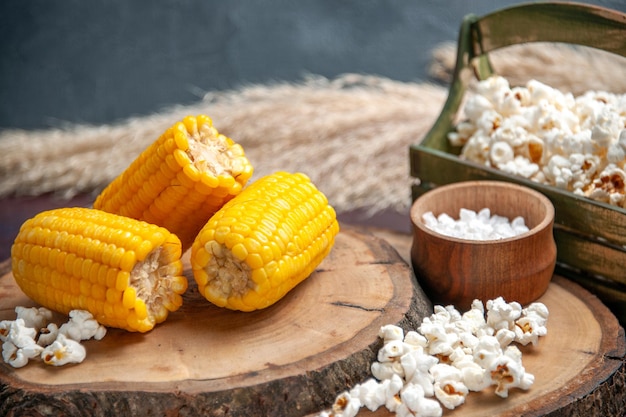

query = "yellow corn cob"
[93,114,253,251]
[190,171,340,311]
[11,207,188,333]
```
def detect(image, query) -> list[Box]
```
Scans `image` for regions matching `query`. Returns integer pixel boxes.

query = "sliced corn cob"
[93,114,253,250]
[190,171,340,311]
[11,207,188,333]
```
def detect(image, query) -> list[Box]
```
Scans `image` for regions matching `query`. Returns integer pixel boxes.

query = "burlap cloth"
[1,43,624,218]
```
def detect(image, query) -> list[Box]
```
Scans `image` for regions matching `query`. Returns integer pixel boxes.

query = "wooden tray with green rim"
[409,2,626,323]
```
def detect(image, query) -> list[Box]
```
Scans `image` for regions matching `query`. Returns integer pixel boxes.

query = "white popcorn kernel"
[403,330,428,349]
[501,155,540,179]
[486,297,522,331]
[41,333,87,366]
[430,363,468,409]
[523,302,549,327]
[461,300,488,332]
[59,310,107,341]
[473,335,502,369]
[487,347,535,398]
[448,121,477,147]
[434,379,469,410]
[489,141,515,167]
[37,322,59,347]
[419,320,456,358]
[6,319,38,348]
[371,360,404,380]
[400,383,443,417]
[330,391,361,417]
[607,140,626,164]
[464,93,495,120]
[430,363,462,384]
[378,339,406,363]
[2,341,28,368]
[351,378,386,411]
[0,320,12,342]
[460,132,492,164]
[456,331,479,352]
[458,360,490,392]
[400,349,437,396]
[384,374,404,412]
[15,306,53,330]
[514,316,547,346]
[378,324,404,344]
[591,108,621,149]
[495,328,516,348]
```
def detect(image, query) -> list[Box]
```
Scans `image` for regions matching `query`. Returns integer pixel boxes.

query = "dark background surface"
[1,0,624,131]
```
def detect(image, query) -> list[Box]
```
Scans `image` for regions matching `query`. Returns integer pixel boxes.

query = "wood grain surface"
[0,226,432,416]
[1,227,624,417]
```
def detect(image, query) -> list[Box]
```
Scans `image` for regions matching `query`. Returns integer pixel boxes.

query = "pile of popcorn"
[449,75,626,207]
[319,297,548,417]
[422,208,529,241]
[1,306,106,367]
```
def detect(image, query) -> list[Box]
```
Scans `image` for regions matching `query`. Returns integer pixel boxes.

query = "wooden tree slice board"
[1,226,624,416]
[1,226,433,417]
[322,275,626,417]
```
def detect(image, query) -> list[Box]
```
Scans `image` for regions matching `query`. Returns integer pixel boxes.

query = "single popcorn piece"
[400,348,437,396]
[5,319,38,348]
[514,302,550,346]
[41,333,87,366]
[350,378,387,411]
[488,346,535,398]
[434,379,469,410]
[371,359,405,381]
[378,324,405,343]
[486,297,522,331]
[378,339,406,363]
[15,306,54,330]
[402,330,428,350]
[473,335,503,369]
[398,383,442,417]
[58,310,107,342]
[37,322,59,347]
[430,363,469,409]
[383,374,405,412]
[451,348,491,392]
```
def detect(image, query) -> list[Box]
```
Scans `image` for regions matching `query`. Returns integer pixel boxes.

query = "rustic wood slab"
[323,276,626,417]
[0,226,432,417]
[1,226,624,417]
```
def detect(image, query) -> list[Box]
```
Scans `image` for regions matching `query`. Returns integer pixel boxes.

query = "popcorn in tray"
[448,75,626,208]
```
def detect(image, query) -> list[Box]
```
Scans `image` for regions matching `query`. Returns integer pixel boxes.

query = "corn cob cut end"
[125,245,188,331]
[182,115,253,184]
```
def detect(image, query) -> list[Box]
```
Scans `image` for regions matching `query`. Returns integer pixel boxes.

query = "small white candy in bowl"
[410,181,556,310]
